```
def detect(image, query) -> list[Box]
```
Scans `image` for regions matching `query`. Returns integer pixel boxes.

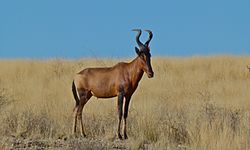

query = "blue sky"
[0,0,249,59]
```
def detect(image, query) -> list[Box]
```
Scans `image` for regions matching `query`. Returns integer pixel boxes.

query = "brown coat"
[71,29,154,140]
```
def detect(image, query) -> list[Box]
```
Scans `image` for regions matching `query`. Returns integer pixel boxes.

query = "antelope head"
[132,29,154,78]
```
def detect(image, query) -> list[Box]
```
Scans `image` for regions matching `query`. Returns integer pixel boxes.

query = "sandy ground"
[1,136,155,150]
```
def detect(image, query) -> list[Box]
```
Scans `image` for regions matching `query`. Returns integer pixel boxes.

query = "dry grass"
[0,56,250,149]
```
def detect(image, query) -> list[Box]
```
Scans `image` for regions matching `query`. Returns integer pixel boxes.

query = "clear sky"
[0,0,249,59]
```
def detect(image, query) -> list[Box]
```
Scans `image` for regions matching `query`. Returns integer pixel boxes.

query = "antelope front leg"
[123,95,131,139]
[117,93,124,139]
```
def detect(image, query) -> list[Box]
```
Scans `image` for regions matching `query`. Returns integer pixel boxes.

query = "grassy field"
[0,56,250,149]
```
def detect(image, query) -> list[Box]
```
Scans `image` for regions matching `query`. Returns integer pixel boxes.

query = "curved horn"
[144,30,153,47]
[132,29,143,48]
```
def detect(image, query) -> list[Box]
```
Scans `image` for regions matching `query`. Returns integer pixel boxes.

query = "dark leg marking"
[117,92,124,139]
[123,95,131,139]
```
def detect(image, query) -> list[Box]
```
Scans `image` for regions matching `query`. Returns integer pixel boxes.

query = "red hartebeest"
[72,29,154,139]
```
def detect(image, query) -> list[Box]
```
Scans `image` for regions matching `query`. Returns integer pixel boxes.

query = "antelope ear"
[135,47,141,55]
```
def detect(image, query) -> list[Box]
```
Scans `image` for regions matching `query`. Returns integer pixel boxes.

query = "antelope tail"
[72,81,80,107]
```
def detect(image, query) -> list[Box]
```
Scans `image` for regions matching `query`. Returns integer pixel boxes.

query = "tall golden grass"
[0,56,250,149]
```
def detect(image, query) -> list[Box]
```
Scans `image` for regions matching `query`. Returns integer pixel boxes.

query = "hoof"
[117,133,123,140]
[80,133,87,138]
[124,134,128,140]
